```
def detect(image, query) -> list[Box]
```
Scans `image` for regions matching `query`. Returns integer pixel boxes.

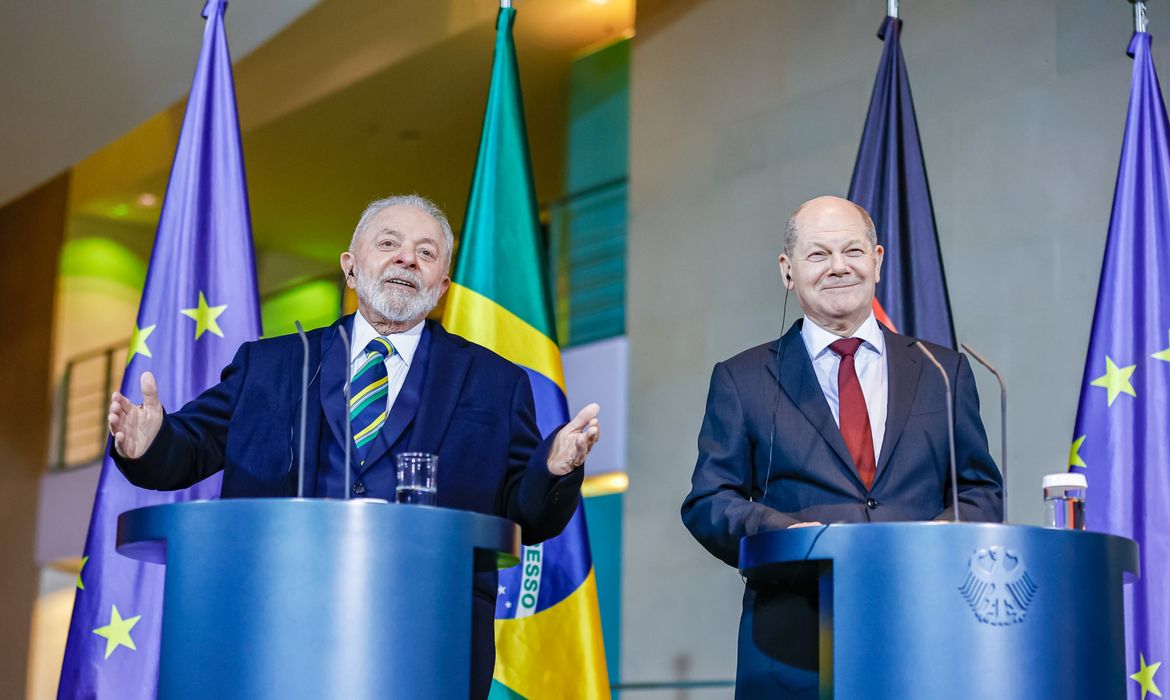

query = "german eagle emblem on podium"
[958,546,1038,626]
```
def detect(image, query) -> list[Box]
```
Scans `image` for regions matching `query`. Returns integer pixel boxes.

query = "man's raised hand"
[108,371,164,459]
[547,403,601,476]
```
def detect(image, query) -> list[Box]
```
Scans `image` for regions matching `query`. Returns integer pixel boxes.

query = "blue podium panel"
[118,499,519,700]
[740,523,1138,700]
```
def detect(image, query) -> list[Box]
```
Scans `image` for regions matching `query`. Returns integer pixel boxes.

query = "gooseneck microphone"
[914,341,960,523]
[294,321,310,498]
[960,342,1008,523]
[337,325,354,500]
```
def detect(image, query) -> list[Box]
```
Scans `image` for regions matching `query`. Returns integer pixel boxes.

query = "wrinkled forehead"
[792,205,870,249]
[359,205,446,250]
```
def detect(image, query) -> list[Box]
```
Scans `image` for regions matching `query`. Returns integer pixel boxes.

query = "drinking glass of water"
[396,452,438,506]
[1042,472,1086,530]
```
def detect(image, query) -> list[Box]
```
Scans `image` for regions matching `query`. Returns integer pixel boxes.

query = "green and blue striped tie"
[350,336,395,457]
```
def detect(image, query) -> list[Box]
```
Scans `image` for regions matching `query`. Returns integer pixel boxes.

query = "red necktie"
[830,337,876,490]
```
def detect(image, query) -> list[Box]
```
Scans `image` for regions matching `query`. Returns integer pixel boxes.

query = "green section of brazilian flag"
[453,6,556,342]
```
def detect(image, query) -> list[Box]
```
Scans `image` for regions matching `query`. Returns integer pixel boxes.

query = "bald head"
[777,195,884,336]
[784,196,877,255]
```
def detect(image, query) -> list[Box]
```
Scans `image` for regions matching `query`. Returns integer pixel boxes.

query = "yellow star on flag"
[126,323,156,365]
[93,605,141,659]
[76,555,88,590]
[1153,330,1170,363]
[180,291,228,340]
[1069,436,1087,469]
[1130,653,1163,700]
[1090,356,1137,406]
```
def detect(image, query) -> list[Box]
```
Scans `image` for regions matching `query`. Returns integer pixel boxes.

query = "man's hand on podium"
[109,371,164,459]
[547,403,601,476]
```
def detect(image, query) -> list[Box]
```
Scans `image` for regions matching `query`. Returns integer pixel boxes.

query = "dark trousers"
[736,565,823,699]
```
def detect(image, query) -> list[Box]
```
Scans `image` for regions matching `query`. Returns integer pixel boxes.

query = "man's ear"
[778,254,795,290]
[340,252,357,289]
[873,244,885,285]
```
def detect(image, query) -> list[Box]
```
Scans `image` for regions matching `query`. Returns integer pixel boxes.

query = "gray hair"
[783,198,877,254]
[350,194,456,270]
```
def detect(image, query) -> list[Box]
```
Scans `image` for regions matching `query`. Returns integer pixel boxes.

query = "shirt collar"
[351,311,424,366]
[800,311,886,360]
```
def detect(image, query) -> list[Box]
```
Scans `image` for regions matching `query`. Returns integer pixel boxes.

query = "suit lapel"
[410,321,472,454]
[767,321,859,485]
[875,327,923,475]
[320,315,354,455]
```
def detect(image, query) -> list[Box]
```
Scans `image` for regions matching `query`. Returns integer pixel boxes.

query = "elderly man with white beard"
[108,194,600,699]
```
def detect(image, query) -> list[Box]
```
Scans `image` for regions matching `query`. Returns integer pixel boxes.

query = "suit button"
[866,498,878,509]
[352,482,366,496]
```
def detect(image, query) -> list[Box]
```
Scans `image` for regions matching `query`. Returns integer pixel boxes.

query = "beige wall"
[0,174,68,699]
[625,0,1146,684]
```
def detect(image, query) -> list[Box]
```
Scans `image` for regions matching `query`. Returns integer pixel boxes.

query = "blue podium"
[740,523,1139,699]
[117,499,519,699]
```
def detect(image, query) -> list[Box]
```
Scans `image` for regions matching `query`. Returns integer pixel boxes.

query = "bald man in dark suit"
[682,196,1002,698]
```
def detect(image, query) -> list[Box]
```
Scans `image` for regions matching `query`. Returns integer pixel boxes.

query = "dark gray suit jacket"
[681,320,1003,698]
[682,320,1003,567]
[683,320,1001,697]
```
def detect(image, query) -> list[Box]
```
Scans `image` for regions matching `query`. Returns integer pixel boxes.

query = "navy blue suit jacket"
[682,321,1002,566]
[681,321,1003,697]
[114,316,582,698]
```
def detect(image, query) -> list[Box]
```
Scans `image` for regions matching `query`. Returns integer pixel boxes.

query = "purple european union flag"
[57,1,260,696]
[848,16,956,349]
[1070,30,1170,700]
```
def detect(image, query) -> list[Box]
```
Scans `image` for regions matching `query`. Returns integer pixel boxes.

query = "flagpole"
[1132,0,1148,33]
[887,0,898,19]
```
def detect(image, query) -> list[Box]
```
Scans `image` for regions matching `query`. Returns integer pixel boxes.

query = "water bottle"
[1042,473,1087,530]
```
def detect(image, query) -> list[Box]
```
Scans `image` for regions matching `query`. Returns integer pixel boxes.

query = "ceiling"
[52,0,635,266]
[0,0,320,208]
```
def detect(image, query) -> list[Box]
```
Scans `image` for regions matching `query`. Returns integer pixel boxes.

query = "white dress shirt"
[800,312,888,460]
[349,311,424,415]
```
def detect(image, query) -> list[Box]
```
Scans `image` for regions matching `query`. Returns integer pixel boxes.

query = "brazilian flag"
[442,6,610,699]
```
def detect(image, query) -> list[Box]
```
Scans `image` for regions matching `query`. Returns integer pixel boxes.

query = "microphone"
[337,325,354,500]
[960,342,1008,524]
[914,341,960,523]
[294,321,310,498]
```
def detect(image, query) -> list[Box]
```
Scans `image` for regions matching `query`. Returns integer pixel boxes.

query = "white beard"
[354,267,441,324]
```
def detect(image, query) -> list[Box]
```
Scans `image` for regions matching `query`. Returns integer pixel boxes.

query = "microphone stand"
[294,321,310,498]
[915,342,960,523]
[338,325,353,500]
[961,342,1008,523]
